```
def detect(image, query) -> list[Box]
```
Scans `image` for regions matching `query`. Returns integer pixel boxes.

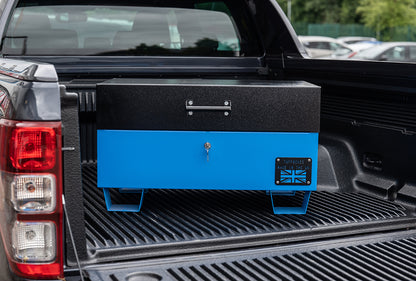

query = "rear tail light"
[0,119,63,279]
[12,221,56,263]
[11,174,56,213]
[9,127,56,170]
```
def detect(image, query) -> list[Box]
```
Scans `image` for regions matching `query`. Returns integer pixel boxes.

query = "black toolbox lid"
[96,79,320,132]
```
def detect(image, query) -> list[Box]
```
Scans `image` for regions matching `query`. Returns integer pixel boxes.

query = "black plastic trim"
[5,56,264,76]
[83,230,416,281]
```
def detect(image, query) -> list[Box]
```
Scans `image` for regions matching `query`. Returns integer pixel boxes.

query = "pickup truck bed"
[81,163,416,264]
[84,229,416,281]
[58,77,416,274]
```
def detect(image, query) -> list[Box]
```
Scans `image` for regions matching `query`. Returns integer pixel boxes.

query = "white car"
[337,36,378,45]
[299,36,353,58]
[351,42,416,62]
[331,41,382,59]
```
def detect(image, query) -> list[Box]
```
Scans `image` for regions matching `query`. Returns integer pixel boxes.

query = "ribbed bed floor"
[164,235,416,281]
[82,164,416,262]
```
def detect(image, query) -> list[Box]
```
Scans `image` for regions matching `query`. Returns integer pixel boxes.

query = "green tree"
[340,0,362,23]
[276,0,343,23]
[276,0,363,23]
[357,0,416,40]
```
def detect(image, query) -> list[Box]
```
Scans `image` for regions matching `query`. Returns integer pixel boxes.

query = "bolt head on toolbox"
[96,79,320,214]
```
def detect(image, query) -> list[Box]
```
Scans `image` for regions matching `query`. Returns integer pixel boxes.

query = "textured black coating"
[96,79,320,132]
[321,91,416,133]
[76,88,97,163]
[83,229,416,281]
[82,164,416,264]
[61,88,88,263]
[165,235,416,281]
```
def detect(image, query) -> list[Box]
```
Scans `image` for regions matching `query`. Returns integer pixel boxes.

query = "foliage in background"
[275,0,362,23]
[340,0,361,23]
[276,0,416,41]
[357,0,416,40]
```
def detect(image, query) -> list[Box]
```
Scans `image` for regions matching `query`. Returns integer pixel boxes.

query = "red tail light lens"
[14,263,62,279]
[10,127,56,170]
[0,119,63,279]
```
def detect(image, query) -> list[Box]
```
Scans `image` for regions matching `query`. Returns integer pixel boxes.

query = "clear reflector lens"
[12,221,56,263]
[11,175,56,212]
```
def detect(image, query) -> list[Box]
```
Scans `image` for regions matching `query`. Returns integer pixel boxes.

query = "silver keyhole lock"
[204,142,211,162]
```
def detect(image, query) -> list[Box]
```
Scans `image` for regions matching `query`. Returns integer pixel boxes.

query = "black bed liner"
[82,164,416,264]
[84,230,416,281]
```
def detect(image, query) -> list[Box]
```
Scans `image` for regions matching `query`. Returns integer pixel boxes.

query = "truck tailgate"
[83,229,416,281]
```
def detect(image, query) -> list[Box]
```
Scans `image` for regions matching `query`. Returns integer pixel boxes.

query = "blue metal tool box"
[96,79,320,214]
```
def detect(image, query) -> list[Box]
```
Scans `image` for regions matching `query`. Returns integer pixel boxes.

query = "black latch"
[363,153,383,172]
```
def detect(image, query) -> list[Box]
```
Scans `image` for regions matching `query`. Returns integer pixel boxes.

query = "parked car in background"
[351,42,416,62]
[331,40,382,59]
[337,36,377,45]
[299,35,352,58]
[299,35,379,59]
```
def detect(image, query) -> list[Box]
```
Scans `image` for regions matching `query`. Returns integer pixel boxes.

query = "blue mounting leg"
[118,188,148,194]
[270,191,312,215]
[103,188,146,212]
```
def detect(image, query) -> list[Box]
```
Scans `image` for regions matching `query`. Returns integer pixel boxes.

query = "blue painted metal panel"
[270,191,312,214]
[103,188,145,212]
[97,130,318,192]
